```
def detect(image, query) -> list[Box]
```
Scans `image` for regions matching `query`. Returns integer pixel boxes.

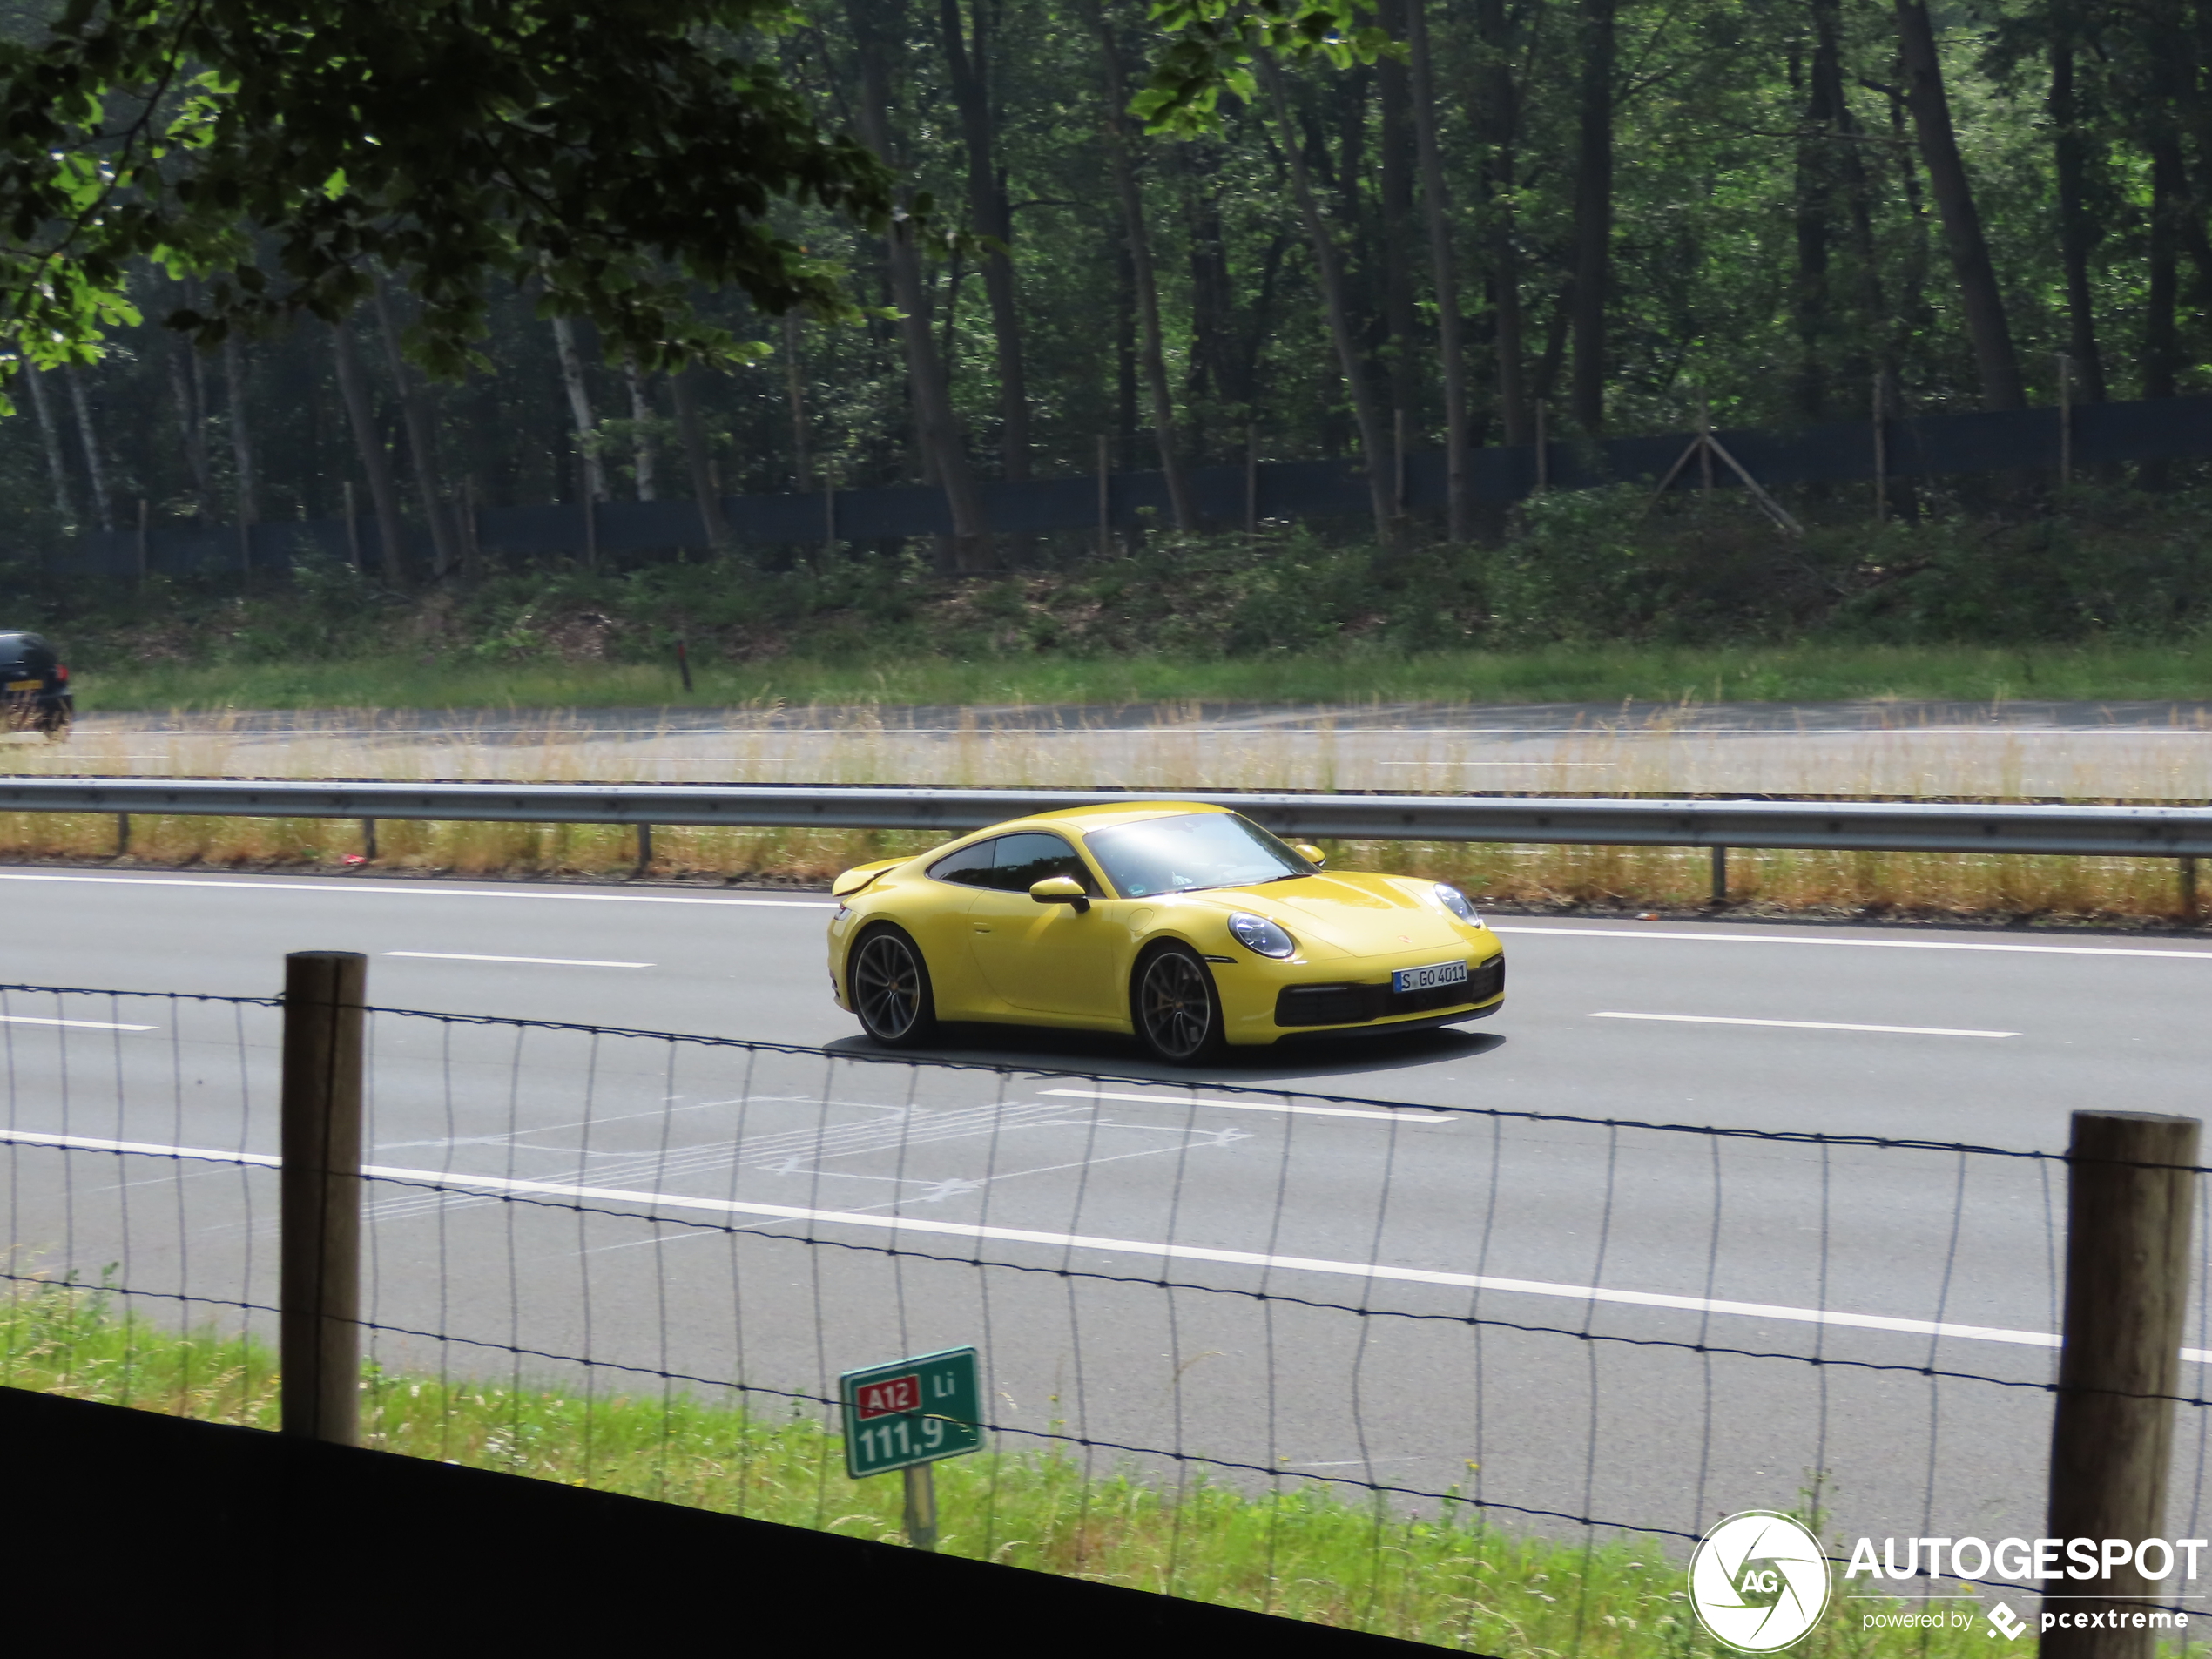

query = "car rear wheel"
[1133,945,1224,1064]
[849,927,937,1048]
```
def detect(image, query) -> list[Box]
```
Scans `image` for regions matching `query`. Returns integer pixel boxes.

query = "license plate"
[3,680,38,692]
[1393,960,1468,995]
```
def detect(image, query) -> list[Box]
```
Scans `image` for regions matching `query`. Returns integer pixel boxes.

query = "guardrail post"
[280,951,368,1447]
[2044,1109,2201,1659]
[636,822,653,876]
[2182,856,2199,923]
[1709,846,1727,905]
[115,813,130,858]
[360,818,377,861]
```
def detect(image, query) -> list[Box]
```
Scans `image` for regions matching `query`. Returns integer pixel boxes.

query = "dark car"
[0,632,72,739]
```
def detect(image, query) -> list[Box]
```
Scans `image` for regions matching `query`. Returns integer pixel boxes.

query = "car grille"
[1274,954,1505,1028]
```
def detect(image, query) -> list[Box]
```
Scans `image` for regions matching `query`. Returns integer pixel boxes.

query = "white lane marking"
[0,1124,2134,1360]
[0,871,836,908]
[381,951,653,968]
[1492,924,2212,961]
[0,1015,158,1032]
[1377,760,1618,768]
[1589,1011,2015,1039]
[1041,1087,1452,1123]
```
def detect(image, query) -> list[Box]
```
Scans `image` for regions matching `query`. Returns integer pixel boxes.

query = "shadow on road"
[822,1022,1507,1096]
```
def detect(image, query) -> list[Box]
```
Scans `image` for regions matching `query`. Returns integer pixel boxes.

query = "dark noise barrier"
[51,391,2212,582]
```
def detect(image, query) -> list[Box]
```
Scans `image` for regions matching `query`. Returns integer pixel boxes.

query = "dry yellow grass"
[0,708,2205,921]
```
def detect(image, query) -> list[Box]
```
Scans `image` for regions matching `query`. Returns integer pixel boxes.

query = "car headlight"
[1227,912,1297,958]
[1433,883,1481,925]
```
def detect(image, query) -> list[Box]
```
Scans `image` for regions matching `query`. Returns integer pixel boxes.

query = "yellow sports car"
[826,801,1505,1062]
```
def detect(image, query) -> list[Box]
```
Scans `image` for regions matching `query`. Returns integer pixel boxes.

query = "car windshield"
[1083,813,1312,898]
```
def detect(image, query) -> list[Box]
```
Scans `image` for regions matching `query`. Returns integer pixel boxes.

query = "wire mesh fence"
[2,974,2206,1649]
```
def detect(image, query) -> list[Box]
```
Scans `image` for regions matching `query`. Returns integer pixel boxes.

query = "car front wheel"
[849,927,937,1048]
[1132,945,1224,1064]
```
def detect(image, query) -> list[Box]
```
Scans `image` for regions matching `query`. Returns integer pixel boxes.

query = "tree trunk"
[1375,0,1422,429]
[2048,20,2108,402]
[1893,0,2025,408]
[372,276,462,577]
[1791,39,1836,419]
[783,312,811,490]
[1090,2,1197,532]
[848,0,995,570]
[1406,0,1470,540]
[1568,0,1616,435]
[624,355,658,500]
[1811,0,1890,386]
[330,318,411,588]
[940,0,1030,484]
[64,363,113,532]
[222,333,258,528]
[669,362,729,548]
[1474,0,1529,445]
[2144,137,2183,401]
[550,314,605,501]
[22,366,74,523]
[1258,51,1397,545]
[167,286,215,519]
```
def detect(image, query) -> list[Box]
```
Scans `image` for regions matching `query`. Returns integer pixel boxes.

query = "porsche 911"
[826,801,1505,1062]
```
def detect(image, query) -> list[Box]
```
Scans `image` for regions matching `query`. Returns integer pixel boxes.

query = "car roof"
[1017,800,1230,834]
[927,800,1228,853]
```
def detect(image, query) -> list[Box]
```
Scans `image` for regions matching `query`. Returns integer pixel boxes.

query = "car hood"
[1186,873,1473,959]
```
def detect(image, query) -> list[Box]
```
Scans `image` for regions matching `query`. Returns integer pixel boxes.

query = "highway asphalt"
[3,864,2209,1569]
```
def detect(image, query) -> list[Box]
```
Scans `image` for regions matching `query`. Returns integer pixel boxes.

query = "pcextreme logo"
[1689,1512,1832,1652]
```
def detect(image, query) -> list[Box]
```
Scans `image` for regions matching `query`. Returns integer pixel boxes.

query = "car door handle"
[973,925,990,934]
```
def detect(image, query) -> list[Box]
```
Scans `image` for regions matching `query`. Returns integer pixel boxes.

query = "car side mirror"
[1029,875,1090,914]
[1293,844,1327,869]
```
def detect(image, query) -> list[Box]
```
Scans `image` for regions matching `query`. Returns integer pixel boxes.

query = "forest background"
[3,0,2211,690]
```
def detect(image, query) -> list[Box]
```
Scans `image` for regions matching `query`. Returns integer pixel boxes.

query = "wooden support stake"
[2058,353,2074,489]
[343,480,362,571]
[2043,1109,2201,1659]
[280,951,367,1447]
[1871,373,1888,524]
[1393,408,1409,515]
[1709,846,1727,906]
[581,459,598,573]
[1096,435,1112,559]
[1244,425,1259,536]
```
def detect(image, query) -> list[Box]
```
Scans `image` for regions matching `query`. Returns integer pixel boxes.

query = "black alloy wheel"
[1133,946,1224,1064]
[850,927,936,1047]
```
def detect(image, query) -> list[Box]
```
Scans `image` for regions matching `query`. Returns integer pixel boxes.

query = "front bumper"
[1257,951,1504,1038]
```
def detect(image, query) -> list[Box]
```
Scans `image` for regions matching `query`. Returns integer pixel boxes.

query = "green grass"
[66,638,2212,713]
[1,1277,2024,1655]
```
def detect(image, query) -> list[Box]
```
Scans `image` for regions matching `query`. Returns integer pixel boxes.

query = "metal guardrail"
[2,777,2210,859]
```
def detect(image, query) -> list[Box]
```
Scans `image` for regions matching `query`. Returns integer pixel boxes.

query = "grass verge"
[60,639,2212,713]
[0,1278,2020,1655]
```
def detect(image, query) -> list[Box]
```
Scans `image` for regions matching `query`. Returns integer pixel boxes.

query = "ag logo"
[1689,1511,1832,1651]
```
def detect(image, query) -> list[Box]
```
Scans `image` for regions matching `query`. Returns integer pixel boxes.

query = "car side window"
[991,832,1095,894]
[927,838,1001,887]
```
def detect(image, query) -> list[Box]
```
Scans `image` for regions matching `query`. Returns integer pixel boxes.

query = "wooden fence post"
[280,951,368,1447]
[2043,1109,2202,1659]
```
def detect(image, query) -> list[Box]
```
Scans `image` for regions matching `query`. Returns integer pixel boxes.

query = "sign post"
[839,1346,983,1552]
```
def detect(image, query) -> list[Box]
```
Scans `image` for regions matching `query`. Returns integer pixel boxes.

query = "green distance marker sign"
[840,1346,983,1480]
